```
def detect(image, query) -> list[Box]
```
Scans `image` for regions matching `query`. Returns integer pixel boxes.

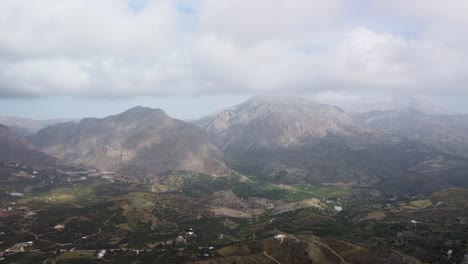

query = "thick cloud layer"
[0,0,467,101]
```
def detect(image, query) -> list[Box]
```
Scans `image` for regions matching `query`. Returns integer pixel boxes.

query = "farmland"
[1,164,468,263]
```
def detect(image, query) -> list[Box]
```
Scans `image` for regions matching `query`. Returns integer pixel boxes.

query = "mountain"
[353,108,468,158]
[28,106,229,177]
[205,96,366,147]
[203,96,458,186]
[0,124,56,166]
[0,116,77,137]
[344,95,456,115]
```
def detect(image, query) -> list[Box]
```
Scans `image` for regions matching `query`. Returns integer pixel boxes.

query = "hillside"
[0,124,56,166]
[203,97,458,186]
[0,116,76,136]
[28,106,229,177]
[353,108,468,158]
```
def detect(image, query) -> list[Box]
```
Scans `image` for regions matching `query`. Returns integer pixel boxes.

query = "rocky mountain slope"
[29,106,229,177]
[21,98,468,193]
[353,108,468,158]
[205,96,366,148]
[202,97,458,186]
[0,124,56,166]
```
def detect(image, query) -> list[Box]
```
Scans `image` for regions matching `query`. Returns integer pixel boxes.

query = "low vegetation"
[1,164,468,263]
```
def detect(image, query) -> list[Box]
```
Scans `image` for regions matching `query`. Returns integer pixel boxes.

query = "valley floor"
[1,164,467,263]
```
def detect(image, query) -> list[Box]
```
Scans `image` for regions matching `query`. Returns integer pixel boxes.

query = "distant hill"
[28,106,229,177]
[0,116,77,136]
[23,98,468,194]
[345,95,457,115]
[0,124,56,166]
[202,96,462,187]
[353,108,468,158]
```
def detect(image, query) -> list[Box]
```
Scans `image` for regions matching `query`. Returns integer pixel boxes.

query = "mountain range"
[0,124,56,166]
[27,106,229,178]
[1,96,467,194]
[353,108,468,158]
[0,116,76,137]
[202,97,467,190]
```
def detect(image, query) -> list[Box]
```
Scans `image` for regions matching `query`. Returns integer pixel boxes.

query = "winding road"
[264,251,282,264]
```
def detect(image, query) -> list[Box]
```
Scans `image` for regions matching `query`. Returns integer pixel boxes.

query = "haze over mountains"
[0,116,77,137]
[345,95,458,115]
[0,124,56,166]
[1,96,468,194]
[353,108,468,159]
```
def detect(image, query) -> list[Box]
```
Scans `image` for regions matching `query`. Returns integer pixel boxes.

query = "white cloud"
[196,0,344,45]
[0,0,467,99]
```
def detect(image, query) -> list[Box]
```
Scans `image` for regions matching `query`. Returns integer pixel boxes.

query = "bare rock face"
[0,124,56,166]
[203,97,446,185]
[29,106,229,177]
[205,96,367,149]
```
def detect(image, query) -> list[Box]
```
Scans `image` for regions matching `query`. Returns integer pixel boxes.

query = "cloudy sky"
[0,0,467,119]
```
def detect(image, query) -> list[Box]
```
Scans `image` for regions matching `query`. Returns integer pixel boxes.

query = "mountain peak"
[248,96,319,105]
[248,96,309,103]
[29,107,229,176]
[243,96,345,113]
[205,97,362,151]
[99,106,168,123]
[120,106,166,116]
